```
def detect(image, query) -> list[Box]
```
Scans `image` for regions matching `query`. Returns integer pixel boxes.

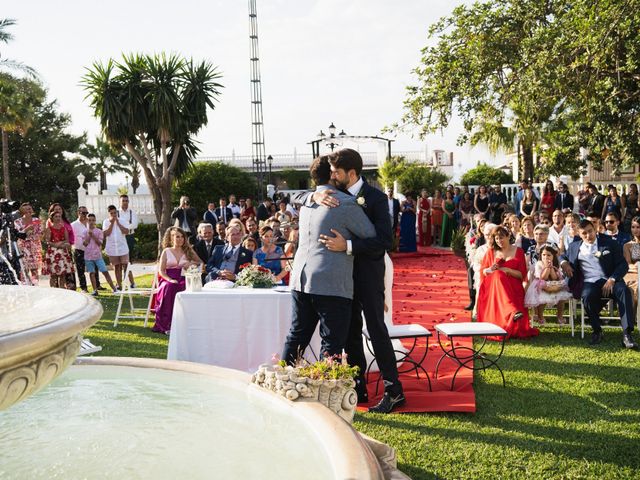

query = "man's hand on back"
[312,189,339,208]
[319,229,347,252]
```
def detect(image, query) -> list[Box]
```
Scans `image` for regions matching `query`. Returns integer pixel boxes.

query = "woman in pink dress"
[477,226,539,340]
[152,227,201,335]
[418,189,432,247]
[42,211,75,289]
[15,202,43,283]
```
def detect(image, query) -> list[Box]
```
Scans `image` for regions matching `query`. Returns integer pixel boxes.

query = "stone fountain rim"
[0,289,102,366]
[75,356,385,480]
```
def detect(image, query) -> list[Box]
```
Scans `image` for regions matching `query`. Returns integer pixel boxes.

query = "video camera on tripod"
[0,198,27,285]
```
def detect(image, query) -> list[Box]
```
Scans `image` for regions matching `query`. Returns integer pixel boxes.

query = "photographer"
[171,196,197,244]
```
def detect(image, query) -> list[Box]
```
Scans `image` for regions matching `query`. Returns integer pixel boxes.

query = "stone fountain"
[0,286,406,479]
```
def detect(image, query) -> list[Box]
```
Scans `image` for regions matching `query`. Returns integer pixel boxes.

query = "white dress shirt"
[578,240,606,283]
[548,225,566,247]
[71,219,88,250]
[103,218,130,256]
[346,177,366,255]
[388,198,394,224]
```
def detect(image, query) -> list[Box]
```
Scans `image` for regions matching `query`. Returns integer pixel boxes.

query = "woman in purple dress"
[152,227,201,335]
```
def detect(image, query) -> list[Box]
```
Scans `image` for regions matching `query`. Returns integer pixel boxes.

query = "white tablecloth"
[167,289,320,372]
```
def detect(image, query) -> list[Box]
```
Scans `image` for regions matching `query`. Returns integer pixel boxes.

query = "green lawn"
[85,281,640,480]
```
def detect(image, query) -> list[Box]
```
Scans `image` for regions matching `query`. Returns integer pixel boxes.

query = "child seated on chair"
[525,244,572,324]
[83,214,117,296]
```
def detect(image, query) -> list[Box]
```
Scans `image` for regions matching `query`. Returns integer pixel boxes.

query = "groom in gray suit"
[282,156,376,363]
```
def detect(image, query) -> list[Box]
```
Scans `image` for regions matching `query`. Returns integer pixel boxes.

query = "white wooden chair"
[78,337,102,356]
[113,263,157,328]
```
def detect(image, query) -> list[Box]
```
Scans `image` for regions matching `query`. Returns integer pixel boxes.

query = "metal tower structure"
[248,0,267,197]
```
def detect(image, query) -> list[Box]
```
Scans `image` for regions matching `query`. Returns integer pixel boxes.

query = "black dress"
[475,195,489,218]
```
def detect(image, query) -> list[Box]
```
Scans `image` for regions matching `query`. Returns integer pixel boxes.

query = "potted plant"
[450,227,467,258]
[251,355,360,423]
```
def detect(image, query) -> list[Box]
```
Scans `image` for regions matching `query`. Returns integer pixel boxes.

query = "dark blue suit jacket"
[561,236,628,298]
[205,244,253,281]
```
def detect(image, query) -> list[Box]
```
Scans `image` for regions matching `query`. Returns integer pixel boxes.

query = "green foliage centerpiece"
[251,355,359,423]
[235,263,276,288]
[450,227,467,258]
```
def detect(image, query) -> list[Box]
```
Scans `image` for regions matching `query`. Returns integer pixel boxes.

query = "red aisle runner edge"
[359,246,476,413]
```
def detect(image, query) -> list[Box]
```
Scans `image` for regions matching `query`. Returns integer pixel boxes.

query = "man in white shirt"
[103,204,129,290]
[71,206,90,292]
[118,195,139,288]
[228,194,241,219]
[547,210,567,247]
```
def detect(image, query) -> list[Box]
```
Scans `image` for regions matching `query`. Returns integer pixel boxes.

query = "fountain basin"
[0,286,103,410]
[0,357,383,479]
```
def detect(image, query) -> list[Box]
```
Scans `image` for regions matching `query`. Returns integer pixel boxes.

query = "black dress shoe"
[622,333,638,349]
[513,311,523,322]
[368,392,406,414]
[464,303,475,311]
[589,331,604,345]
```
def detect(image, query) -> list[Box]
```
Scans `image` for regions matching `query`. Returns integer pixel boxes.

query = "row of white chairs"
[562,297,640,338]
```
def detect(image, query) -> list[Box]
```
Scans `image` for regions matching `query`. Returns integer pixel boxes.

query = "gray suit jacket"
[290,185,376,299]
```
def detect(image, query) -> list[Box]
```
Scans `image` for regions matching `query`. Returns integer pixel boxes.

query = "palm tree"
[82,53,223,241]
[78,136,131,192]
[0,19,37,78]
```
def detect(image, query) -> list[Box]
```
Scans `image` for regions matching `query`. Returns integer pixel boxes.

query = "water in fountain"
[0,365,334,479]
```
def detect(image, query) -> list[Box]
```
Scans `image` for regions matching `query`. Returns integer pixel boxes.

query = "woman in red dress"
[477,226,539,339]
[418,189,432,247]
[540,181,556,216]
[240,198,256,224]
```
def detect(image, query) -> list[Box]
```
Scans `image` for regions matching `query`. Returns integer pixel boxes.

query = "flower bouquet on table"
[251,354,359,423]
[234,263,276,288]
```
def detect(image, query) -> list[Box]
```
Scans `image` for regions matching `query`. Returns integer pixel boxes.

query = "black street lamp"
[267,155,273,185]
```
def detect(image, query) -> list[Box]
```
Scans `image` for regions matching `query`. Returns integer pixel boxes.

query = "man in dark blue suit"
[553,183,574,213]
[561,219,637,348]
[314,149,404,413]
[205,224,253,282]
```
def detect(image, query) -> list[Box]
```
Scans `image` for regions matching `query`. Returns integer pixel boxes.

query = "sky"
[4,0,504,179]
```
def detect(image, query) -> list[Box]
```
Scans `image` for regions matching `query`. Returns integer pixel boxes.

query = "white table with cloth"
[167,288,321,372]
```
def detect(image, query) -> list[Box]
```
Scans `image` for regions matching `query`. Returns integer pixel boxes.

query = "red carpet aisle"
[361,246,476,413]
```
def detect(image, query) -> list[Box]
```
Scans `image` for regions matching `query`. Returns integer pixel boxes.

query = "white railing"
[78,182,157,224]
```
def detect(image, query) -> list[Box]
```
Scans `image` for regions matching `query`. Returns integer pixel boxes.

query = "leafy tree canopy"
[396,0,640,181]
[8,97,88,212]
[378,156,449,195]
[173,162,257,215]
[459,163,513,186]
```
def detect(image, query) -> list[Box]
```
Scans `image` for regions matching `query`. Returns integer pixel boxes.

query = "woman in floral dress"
[42,211,75,289]
[14,202,43,283]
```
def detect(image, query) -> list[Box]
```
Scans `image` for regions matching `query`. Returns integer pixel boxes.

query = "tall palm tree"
[82,53,223,241]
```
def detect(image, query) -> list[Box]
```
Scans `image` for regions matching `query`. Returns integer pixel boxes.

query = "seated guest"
[215,221,226,242]
[586,214,605,235]
[152,227,201,335]
[245,217,262,248]
[526,224,556,268]
[253,225,288,284]
[477,226,539,339]
[623,216,640,307]
[516,215,535,252]
[203,202,218,228]
[228,218,247,236]
[205,224,253,282]
[240,198,256,223]
[193,223,223,281]
[560,219,637,348]
[604,212,630,247]
[548,210,567,248]
[242,236,258,252]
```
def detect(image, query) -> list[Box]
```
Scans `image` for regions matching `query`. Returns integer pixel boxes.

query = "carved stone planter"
[0,286,103,410]
[251,364,358,423]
